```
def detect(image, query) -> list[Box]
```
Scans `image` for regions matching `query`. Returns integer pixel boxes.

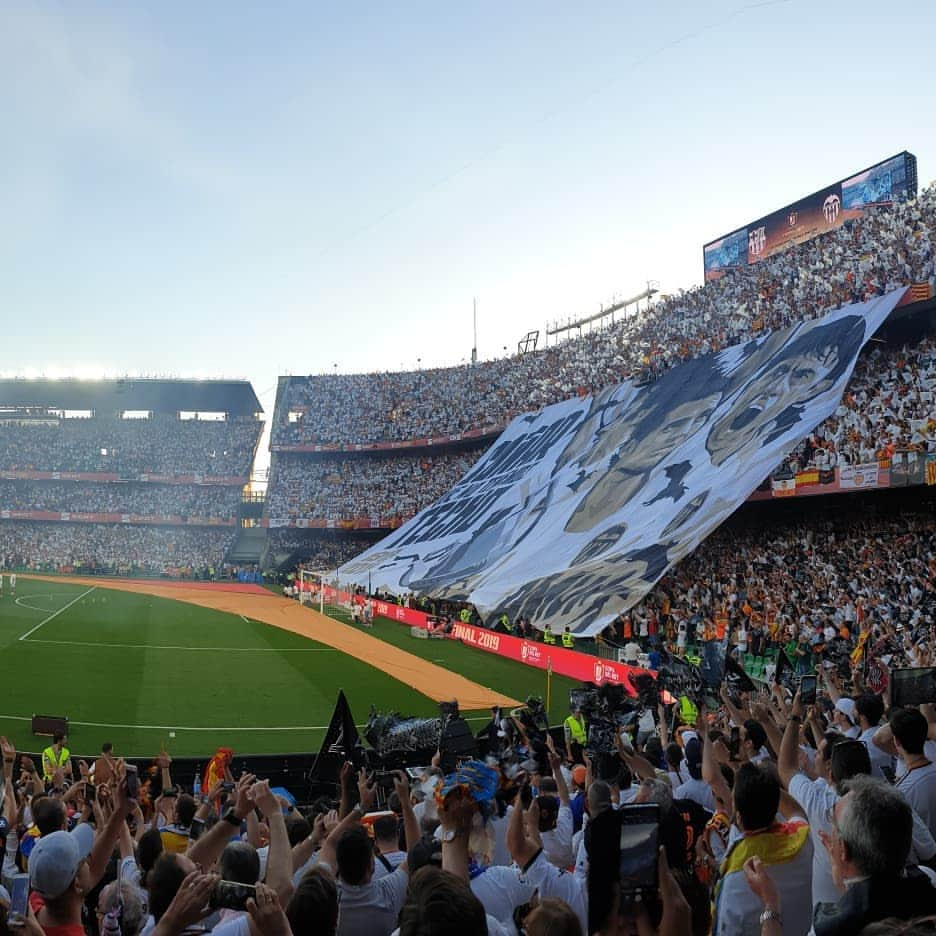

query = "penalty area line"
[18,586,96,641]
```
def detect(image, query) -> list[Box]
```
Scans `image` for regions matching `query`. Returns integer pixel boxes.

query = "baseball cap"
[28,825,94,899]
[572,765,587,786]
[835,698,858,726]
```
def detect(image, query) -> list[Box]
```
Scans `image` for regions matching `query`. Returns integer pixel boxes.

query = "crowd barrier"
[751,452,936,501]
[305,583,651,696]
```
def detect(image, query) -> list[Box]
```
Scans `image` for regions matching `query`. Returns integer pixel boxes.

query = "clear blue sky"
[3,0,935,443]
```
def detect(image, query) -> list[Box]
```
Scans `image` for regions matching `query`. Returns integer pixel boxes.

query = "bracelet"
[759,908,782,926]
[222,809,243,827]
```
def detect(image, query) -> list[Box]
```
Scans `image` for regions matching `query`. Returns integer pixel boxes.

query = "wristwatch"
[440,828,460,843]
[759,908,782,926]
[222,808,242,826]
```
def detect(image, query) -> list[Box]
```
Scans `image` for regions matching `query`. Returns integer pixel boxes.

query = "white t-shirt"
[674,777,717,813]
[896,759,936,840]
[318,859,408,936]
[372,849,408,880]
[540,805,574,869]
[860,725,896,780]
[788,773,840,906]
[519,851,587,936]
[470,866,534,935]
[714,821,813,936]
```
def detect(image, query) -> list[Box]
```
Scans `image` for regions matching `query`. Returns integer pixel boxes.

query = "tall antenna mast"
[471,298,478,365]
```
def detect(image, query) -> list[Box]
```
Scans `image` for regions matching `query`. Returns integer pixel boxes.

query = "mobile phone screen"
[799,675,817,705]
[10,873,29,921]
[619,805,659,899]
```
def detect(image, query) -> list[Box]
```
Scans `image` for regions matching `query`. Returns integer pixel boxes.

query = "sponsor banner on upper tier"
[338,291,904,637]
[0,510,235,526]
[0,470,245,485]
[839,462,883,489]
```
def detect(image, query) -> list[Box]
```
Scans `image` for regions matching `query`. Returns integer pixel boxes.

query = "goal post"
[298,569,328,614]
[298,569,356,619]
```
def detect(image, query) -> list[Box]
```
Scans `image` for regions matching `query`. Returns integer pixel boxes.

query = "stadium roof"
[0,379,262,416]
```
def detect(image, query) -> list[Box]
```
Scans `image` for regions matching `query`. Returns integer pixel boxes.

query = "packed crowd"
[0,418,262,478]
[612,501,936,667]
[266,331,935,529]
[0,483,242,520]
[266,451,484,522]
[273,186,936,447]
[3,646,934,936]
[776,336,936,473]
[268,533,374,570]
[0,523,235,576]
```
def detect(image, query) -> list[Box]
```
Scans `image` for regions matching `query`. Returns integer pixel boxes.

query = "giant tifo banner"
[339,291,904,636]
[703,152,917,281]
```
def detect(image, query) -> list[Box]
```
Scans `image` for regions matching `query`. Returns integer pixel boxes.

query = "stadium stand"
[0,379,263,577]
[4,193,936,936]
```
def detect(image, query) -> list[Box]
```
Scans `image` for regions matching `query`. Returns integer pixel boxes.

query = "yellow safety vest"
[543,630,556,644]
[564,715,587,745]
[561,631,574,648]
[42,745,70,781]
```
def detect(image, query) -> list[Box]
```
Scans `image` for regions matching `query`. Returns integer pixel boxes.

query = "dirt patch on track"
[24,575,518,710]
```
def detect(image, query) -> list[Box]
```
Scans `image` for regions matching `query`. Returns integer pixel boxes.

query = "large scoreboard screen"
[703,151,917,281]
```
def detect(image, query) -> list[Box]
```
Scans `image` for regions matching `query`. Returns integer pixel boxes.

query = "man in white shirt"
[778,693,874,907]
[713,762,813,936]
[316,772,420,936]
[855,692,895,780]
[891,707,936,839]
[538,754,574,869]
[507,792,587,936]
[674,738,717,813]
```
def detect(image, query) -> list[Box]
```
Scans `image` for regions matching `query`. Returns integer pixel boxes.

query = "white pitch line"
[0,713,491,731]
[14,594,61,614]
[23,639,337,653]
[18,586,96,641]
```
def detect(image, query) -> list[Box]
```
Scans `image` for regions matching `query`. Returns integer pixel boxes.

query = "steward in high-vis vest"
[543,628,557,645]
[564,707,587,764]
[561,626,574,648]
[42,729,71,783]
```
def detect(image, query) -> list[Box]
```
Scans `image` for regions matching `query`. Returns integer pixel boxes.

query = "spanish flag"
[851,630,870,666]
[203,747,234,793]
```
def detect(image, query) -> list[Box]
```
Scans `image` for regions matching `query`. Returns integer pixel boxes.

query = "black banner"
[309,690,364,786]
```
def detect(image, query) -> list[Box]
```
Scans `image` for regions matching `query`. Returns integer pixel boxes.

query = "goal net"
[298,569,355,619]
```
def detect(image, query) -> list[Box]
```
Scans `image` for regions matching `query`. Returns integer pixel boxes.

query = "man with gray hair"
[810,776,936,934]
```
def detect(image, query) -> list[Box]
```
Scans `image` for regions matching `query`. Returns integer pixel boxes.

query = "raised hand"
[357,769,377,812]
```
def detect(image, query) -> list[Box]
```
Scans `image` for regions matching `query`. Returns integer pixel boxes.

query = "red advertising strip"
[0,510,235,526]
[0,471,246,486]
[271,425,504,454]
[305,583,651,695]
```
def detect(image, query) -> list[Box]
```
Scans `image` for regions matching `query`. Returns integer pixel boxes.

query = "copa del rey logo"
[823,194,841,224]
[593,661,621,684]
[520,642,542,664]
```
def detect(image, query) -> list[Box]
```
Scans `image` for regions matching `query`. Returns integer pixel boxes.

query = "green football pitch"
[0,579,578,758]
